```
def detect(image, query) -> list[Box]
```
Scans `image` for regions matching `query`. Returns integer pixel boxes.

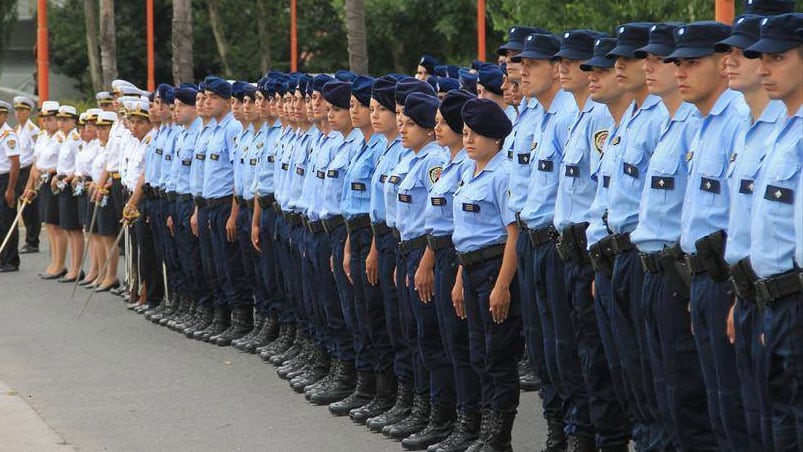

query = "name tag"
[351,182,366,191]
[739,179,754,195]
[650,176,674,190]
[250,158,258,166]
[398,193,412,203]
[517,153,530,165]
[388,175,401,185]
[240,158,245,164]
[537,159,553,172]
[210,153,220,161]
[379,174,388,183]
[700,177,720,194]
[564,165,579,177]
[316,170,325,179]
[267,155,275,163]
[430,197,446,206]
[623,162,639,178]
[165,154,172,161]
[603,175,610,188]
[155,148,163,155]
[327,169,339,178]
[281,163,289,170]
[461,202,480,212]
[507,151,513,159]
[195,154,205,161]
[764,185,793,204]
[181,159,192,167]
[295,166,305,176]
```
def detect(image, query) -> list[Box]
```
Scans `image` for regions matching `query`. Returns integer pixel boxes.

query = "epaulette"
[0,130,8,140]
[144,135,153,144]
[71,131,80,140]
[56,134,64,143]
[26,123,35,131]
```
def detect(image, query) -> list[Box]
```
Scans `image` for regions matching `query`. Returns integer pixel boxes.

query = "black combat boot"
[350,368,397,424]
[464,409,495,452]
[401,402,456,450]
[305,358,340,399]
[566,434,595,452]
[169,295,196,330]
[195,305,230,342]
[541,414,567,452]
[278,337,313,379]
[213,306,254,346]
[183,304,211,337]
[328,371,376,416]
[291,348,330,393]
[482,411,516,452]
[366,382,414,432]
[429,409,481,452]
[245,313,279,353]
[270,327,304,365]
[309,360,356,405]
[385,392,431,439]
[143,299,167,319]
[160,293,189,326]
[260,322,295,361]
[233,313,264,350]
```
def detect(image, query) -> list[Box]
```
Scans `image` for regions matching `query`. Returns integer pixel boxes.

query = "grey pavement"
[0,235,546,451]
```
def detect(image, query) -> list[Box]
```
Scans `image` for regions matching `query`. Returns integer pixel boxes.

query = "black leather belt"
[456,243,506,268]
[272,201,283,215]
[345,214,371,234]
[283,212,303,226]
[609,232,634,255]
[206,196,231,207]
[165,191,177,202]
[323,215,345,233]
[391,227,401,241]
[371,222,391,236]
[684,253,707,276]
[427,234,453,252]
[640,253,661,273]
[399,235,428,256]
[194,196,207,208]
[305,217,325,234]
[754,270,803,308]
[527,225,559,246]
[176,193,193,202]
[257,194,276,209]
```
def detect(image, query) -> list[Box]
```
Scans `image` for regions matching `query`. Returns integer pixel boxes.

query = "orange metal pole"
[146,0,155,91]
[715,0,735,25]
[36,0,49,102]
[477,0,486,62]
[291,0,298,71]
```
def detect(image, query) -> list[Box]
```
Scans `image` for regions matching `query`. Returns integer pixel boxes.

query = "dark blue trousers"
[301,228,329,350]
[174,199,211,307]
[288,224,311,336]
[735,298,773,451]
[197,206,224,307]
[377,231,412,384]
[406,246,454,405]
[435,246,480,411]
[462,255,524,414]
[135,199,163,303]
[594,271,631,422]
[397,250,427,394]
[236,206,263,313]
[642,270,716,451]
[329,224,360,367]
[690,273,750,451]
[158,199,186,297]
[257,207,283,318]
[308,228,350,360]
[273,217,297,322]
[207,203,253,308]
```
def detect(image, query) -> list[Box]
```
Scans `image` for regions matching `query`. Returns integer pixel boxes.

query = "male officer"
[742,13,803,451]
[0,100,21,272]
[629,23,716,451]
[553,29,632,452]
[12,96,40,254]
[666,21,751,451]
[510,31,580,449]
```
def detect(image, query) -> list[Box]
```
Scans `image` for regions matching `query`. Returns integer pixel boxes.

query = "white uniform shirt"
[34,131,59,171]
[75,139,99,178]
[14,119,39,168]
[0,122,21,174]
[105,119,133,173]
[56,128,80,176]
[123,131,153,190]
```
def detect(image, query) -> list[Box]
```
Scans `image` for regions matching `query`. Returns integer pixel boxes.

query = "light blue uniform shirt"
[159,125,179,190]
[369,136,403,224]
[796,164,802,267]
[321,128,363,219]
[554,99,611,231]
[171,117,202,195]
[233,124,254,197]
[724,100,786,265]
[306,131,344,221]
[202,113,242,199]
[252,120,282,197]
[144,124,166,186]
[273,126,295,207]
[606,95,668,234]
[631,102,700,253]
[502,104,519,160]
[287,126,321,213]
[679,89,749,254]
[342,132,386,219]
[749,106,802,278]
[453,150,516,253]
[297,130,326,216]
[425,149,470,237]
[385,147,414,229]
[519,90,578,229]
[586,119,627,248]
[240,123,264,200]
[507,97,542,213]
[189,118,216,197]
[396,141,448,240]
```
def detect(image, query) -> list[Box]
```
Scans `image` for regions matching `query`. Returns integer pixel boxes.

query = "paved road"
[0,236,546,451]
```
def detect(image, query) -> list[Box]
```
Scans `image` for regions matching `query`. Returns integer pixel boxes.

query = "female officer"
[74,110,99,286]
[88,112,118,290]
[451,98,521,452]
[385,92,451,443]
[53,105,84,283]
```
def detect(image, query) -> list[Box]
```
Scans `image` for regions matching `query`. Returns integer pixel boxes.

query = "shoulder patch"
[686,151,693,162]
[56,135,64,143]
[7,139,16,150]
[144,136,153,144]
[71,131,80,140]
[429,166,443,184]
[593,129,608,155]
[27,123,35,131]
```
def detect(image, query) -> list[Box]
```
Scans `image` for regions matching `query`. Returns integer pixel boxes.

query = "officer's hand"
[166,216,175,237]
[50,177,58,192]
[489,285,511,324]
[365,244,379,286]
[190,211,199,237]
[225,214,236,242]
[22,189,37,202]
[392,267,397,287]
[330,255,334,274]
[251,224,261,252]
[727,300,736,345]
[414,265,435,303]
[591,280,595,299]
[4,189,14,208]
[452,275,465,320]
[343,252,352,284]
[688,302,694,336]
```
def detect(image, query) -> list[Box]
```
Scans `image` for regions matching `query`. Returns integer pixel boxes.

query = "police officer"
[451,98,521,452]
[73,110,99,284]
[0,100,21,272]
[666,21,752,451]
[12,96,40,255]
[417,55,442,80]
[741,13,803,451]
[88,111,119,289]
[53,105,85,283]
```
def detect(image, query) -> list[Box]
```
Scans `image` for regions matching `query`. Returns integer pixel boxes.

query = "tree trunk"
[99,0,118,87]
[344,0,368,74]
[207,0,232,77]
[83,0,102,92]
[172,0,194,84]
[255,0,272,73]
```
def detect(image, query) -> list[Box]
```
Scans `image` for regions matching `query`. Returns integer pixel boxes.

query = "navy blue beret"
[426,75,439,92]
[664,21,733,62]
[243,84,257,100]
[371,75,398,111]
[745,13,803,58]
[461,98,512,140]
[197,81,206,92]
[156,83,175,104]
[510,33,561,62]
[322,80,352,109]
[296,74,312,95]
[635,23,684,58]
[395,79,436,106]
[608,23,654,58]
[179,82,198,90]
[403,92,439,129]
[286,74,299,94]
[458,68,478,95]
[552,29,605,61]
[743,0,795,15]
[581,38,618,70]
[436,76,460,93]
[232,80,250,101]
[311,74,334,94]
[715,15,764,52]
[439,89,476,135]
[174,87,198,106]
[418,55,441,74]
[351,75,375,107]
[435,64,460,78]
[204,76,231,98]
[497,26,551,55]
[335,70,358,82]
[478,65,504,96]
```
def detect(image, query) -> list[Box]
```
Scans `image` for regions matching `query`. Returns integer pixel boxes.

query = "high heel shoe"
[40,269,67,280]
[94,280,120,293]
[58,271,85,283]
[78,277,97,286]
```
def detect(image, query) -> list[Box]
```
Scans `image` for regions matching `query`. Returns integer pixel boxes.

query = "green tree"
[0,0,19,77]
